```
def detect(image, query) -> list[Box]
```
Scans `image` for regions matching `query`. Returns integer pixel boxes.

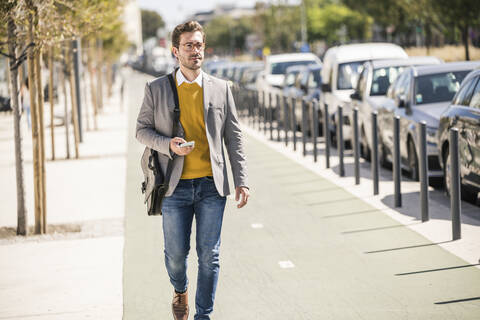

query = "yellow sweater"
[178,82,213,179]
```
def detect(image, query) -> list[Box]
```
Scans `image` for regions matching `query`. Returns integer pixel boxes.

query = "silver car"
[377,61,480,180]
[350,57,442,160]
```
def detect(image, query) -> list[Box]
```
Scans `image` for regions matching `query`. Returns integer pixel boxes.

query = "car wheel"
[444,149,452,196]
[360,127,371,161]
[408,140,419,181]
[379,140,390,169]
[444,149,478,203]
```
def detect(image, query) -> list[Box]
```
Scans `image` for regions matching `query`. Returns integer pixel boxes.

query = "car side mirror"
[321,83,331,92]
[350,91,361,100]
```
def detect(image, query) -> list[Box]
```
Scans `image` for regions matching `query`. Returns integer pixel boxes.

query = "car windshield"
[370,66,405,96]
[414,71,471,105]
[337,61,366,90]
[271,60,317,75]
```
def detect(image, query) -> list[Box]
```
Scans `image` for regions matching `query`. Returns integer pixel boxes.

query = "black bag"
[141,71,180,215]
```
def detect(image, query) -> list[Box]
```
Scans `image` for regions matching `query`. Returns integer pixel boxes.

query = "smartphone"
[179,141,195,148]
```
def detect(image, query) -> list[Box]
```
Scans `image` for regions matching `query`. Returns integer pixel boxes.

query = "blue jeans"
[161,176,227,320]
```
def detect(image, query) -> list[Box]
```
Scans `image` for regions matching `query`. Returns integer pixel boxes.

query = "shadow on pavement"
[395,263,480,276]
[381,191,480,227]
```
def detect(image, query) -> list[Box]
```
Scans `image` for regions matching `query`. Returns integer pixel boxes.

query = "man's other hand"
[235,186,249,209]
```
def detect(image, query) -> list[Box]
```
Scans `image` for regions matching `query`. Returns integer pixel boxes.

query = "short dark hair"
[172,21,205,48]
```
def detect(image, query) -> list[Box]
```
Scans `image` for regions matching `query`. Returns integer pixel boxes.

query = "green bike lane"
[123,72,480,319]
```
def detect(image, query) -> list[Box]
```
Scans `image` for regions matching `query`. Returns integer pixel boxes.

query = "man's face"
[173,31,204,71]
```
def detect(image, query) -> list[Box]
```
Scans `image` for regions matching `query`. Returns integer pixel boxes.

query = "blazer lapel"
[202,71,213,124]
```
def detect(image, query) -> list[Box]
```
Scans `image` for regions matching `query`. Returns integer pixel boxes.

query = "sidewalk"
[0,73,128,319]
[124,71,480,319]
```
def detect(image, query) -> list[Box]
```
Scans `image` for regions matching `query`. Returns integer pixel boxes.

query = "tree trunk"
[67,44,80,159]
[27,9,43,235]
[96,39,104,112]
[60,50,71,159]
[425,23,432,55]
[462,26,470,61]
[35,49,47,234]
[106,61,112,99]
[49,45,55,160]
[88,38,98,130]
[7,16,28,236]
[81,49,91,131]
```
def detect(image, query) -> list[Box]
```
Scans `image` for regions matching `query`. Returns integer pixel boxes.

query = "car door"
[465,76,480,187]
[354,67,369,144]
[381,71,409,156]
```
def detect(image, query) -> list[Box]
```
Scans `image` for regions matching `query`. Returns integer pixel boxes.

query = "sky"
[136,0,300,29]
[136,0,257,29]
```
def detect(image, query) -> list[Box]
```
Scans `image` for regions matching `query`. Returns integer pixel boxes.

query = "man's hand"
[170,137,194,156]
[235,186,249,209]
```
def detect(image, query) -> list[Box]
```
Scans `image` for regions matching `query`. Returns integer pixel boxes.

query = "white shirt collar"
[176,69,203,87]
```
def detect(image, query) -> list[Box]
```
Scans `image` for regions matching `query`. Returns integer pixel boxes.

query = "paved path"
[124,72,480,319]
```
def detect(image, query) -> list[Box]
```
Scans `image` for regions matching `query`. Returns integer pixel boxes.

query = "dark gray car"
[377,61,480,180]
[437,68,480,202]
[351,57,442,160]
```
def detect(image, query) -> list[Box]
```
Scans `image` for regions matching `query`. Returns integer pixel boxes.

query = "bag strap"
[162,69,181,186]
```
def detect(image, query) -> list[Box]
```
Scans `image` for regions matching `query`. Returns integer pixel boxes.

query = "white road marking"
[278,260,295,268]
[251,223,264,229]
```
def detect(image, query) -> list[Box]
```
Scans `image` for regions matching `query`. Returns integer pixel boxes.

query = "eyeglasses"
[180,42,205,52]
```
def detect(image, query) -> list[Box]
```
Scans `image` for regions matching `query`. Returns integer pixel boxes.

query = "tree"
[432,0,480,60]
[0,0,131,235]
[0,0,28,235]
[253,2,303,53]
[141,9,165,41]
[205,16,253,55]
[307,3,373,45]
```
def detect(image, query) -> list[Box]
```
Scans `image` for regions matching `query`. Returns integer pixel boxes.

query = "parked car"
[294,65,323,133]
[320,43,408,144]
[377,61,480,181]
[0,96,11,112]
[351,56,442,159]
[437,68,480,202]
[239,63,264,91]
[256,52,321,95]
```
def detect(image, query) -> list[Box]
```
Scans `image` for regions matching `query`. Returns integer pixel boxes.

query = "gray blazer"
[135,71,248,197]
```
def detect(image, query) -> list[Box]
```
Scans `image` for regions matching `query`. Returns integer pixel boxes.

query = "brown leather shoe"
[172,289,189,320]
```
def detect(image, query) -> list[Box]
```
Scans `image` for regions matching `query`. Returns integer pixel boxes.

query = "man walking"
[135,21,249,320]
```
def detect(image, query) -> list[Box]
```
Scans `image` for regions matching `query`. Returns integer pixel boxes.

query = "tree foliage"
[307,3,373,45]
[141,9,165,41]
[205,16,253,54]
[257,3,302,52]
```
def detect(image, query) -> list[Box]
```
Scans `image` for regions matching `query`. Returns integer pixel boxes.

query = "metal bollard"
[450,128,461,240]
[337,105,345,177]
[371,112,379,195]
[313,100,319,162]
[249,90,253,126]
[277,94,281,142]
[302,99,307,157]
[324,103,330,168]
[269,92,273,140]
[419,121,429,221]
[255,91,260,131]
[291,97,297,151]
[284,95,289,146]
[263,91,267,135]
[353,108,360,184]
[393,116,402,207]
